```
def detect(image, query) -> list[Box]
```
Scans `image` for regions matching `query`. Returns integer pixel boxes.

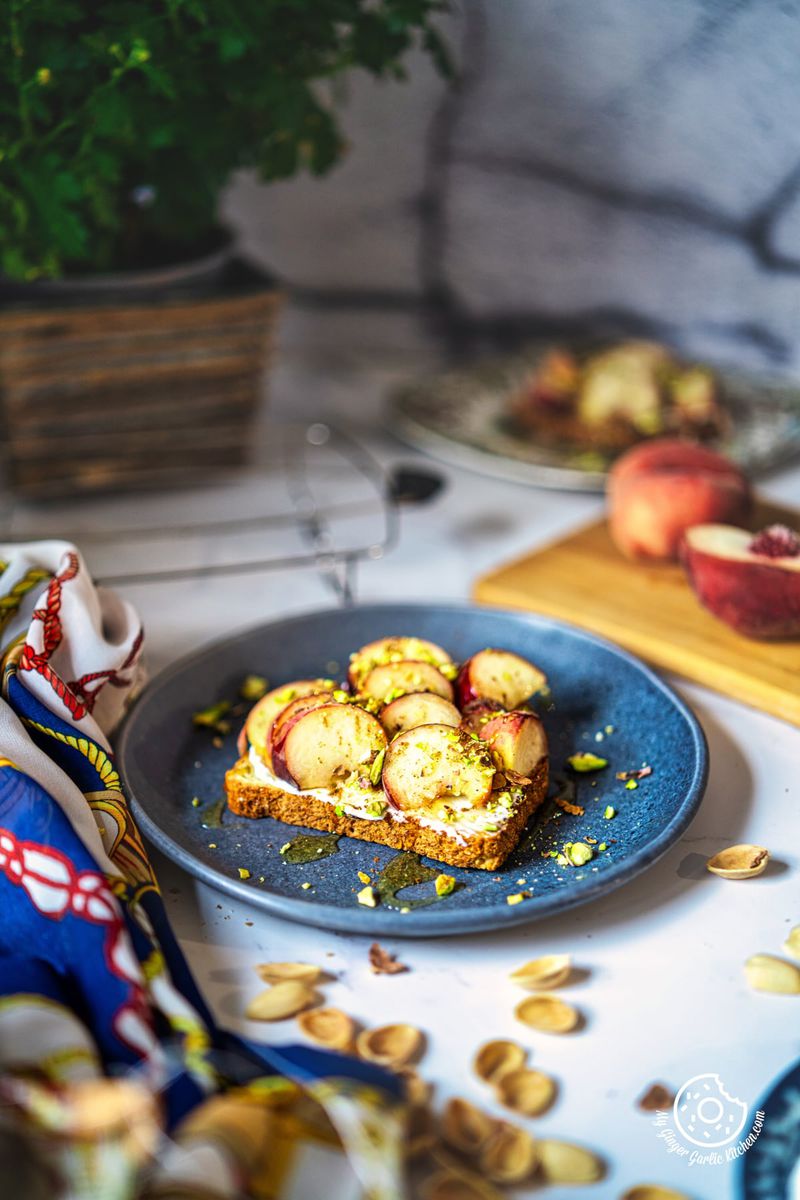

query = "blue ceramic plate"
[118,604,708,937]
[738,1058,800,1198]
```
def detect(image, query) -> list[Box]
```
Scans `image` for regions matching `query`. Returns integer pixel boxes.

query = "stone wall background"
[224,0,800,372]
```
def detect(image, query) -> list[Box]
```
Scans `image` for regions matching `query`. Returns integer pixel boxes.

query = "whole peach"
[607,438,751,561]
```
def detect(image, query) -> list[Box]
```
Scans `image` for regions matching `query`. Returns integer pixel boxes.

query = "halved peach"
[456,650,547,709]
[237,679,335,760]
[681,522,800,638]
[380,692,461,738]
[348,636,452,690]
[382,724,495,813]
[477,711,548,779]
[272,703,387,790]
[360,660,454,705]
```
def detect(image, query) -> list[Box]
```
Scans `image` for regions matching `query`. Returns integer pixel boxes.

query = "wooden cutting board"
[473,499,800,727]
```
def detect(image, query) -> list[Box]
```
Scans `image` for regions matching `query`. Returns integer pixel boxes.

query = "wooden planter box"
[0,259,281,499]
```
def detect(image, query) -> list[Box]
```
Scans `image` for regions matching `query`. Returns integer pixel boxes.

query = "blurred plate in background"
[389,342,800,492]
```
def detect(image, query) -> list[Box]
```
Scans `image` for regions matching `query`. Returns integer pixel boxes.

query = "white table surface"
[12,308,800,1199]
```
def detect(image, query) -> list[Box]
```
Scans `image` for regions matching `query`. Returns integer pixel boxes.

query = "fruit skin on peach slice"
[681,523,800,639]
[347,636,452,690]
[382,724,495,814]
[456,649,547,710]
[380,692,461,738]
[237,679,335,760]
[607,437,751,561]
[272,702,388,790]
[476,711,548,778]
[269,692,337,760]
[361,660,454,705]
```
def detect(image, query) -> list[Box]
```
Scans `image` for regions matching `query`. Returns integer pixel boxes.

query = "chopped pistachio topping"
[626,779,638,790]
[566,842,593,867]
[439,661,459,681]
[435,873,456,897]
[567,752,608,773]
[598,842,607,852]
[332,689,351,703]
[358,871,372,885]
[191,797,201,808]
[192,700,231,732]
[238,867,251,880]
[603,805,616,820]
[280,842,292,854]
[301,882,312,890]
[208,843,217,849]
[240,674,268,701]
[506,891,530,906]
[366,799,387,818]
[369,748,386,786]
[357,885,378,908]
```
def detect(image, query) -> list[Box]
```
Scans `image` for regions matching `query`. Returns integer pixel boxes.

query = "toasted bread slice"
[224,754,549,871]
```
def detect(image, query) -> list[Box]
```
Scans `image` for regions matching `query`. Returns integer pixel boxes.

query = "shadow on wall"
[224,0,800,371]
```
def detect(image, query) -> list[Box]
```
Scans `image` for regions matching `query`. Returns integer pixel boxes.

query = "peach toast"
[224,637,550,871]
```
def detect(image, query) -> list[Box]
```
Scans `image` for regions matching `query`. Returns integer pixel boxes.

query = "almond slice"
[473,1039,527,1085]
[537,1139,604,1184]
[706,844,769,880]
[245,981,317,1021]
[297,1007,355,1050]
[515,993,580,1033]
[509,954,571,991]
[622,1187,693,1200]
[479,1122,538,1184]
[495,1068,556,1117]
[355,1023,424,1068]
[254,962,322,985]
[744,953,800,994]
[421,1168,502,1200]
[440,1097,496,1155]
[783,926,800,961]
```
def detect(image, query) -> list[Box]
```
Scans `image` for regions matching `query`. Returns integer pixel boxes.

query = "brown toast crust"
[225,756,549,871]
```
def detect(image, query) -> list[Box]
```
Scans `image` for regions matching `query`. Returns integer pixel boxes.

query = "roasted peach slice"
[382,724,495,813]
[681,523,800,638]
[272,703,387,790]
[360,660,454,705]
[269,692,337,757]
[456,649,546,709]
[237,679,334,760]
[477,711,548,778]
[380,691,461,738]
[348,636,452,690]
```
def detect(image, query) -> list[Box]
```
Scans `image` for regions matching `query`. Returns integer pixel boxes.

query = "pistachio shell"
[706,844,769,880]
[515,993,580,1033]
[396,1067,432,1107]
[783,925,800,961]
[537,1139,604,1184]
[296,1007,355,1050]
[472,1039,527,1085]
[622,1187,692,1200]
[405,1103,437,1160]
[479,1122,538,1184]
[255,962,322,985]
[245,981,317,1021]
[421,1169,502,1200]
[355,1023,424,1067]
[509,953,572,991]
[744,953,800,994]
[440,1097,496,1155]
[496,1068,556,1116]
